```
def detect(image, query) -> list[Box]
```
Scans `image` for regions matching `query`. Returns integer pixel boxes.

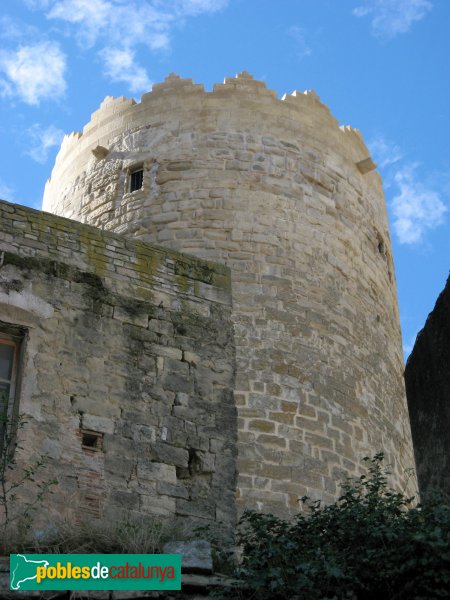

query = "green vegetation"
[1,398,187,554]
[219,454,450,600]
[2,512,192,556]
[1,402,57,552]
[27,515,189,555]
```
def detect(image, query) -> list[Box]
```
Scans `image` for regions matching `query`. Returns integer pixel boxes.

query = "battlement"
[48,72,373,186]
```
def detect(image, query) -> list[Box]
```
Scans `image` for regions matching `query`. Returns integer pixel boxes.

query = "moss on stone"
[134,241,160,285]
[79,228,108,277]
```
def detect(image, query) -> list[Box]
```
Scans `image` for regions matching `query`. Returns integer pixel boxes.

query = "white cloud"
[288,26,312,59]
[371,134,448,246]
[353,0,432,39]
[368,134,403,168]
[391,164,447,244]
[403,334,416,358]
[0,179,14,201]
[35,0,229,91]
[24,0,53,8]
[0,41,66,105]
[101,48,152,93]
[180,0,229,15]
[48,0,123,48]
[0,16,37,40]
[25,124,65,164]
[45,0,197,50]
[0,79,13,98]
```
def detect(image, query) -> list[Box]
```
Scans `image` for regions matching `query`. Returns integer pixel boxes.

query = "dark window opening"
[81,429,103,452]
[0,324,25,458]
[130,169,143,193]
[0,342,15,402]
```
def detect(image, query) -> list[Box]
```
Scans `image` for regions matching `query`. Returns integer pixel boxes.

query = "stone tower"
[43,71,417,515]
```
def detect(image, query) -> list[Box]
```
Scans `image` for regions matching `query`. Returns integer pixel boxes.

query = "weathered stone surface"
[0,199,236,535]
[163,540,213,574]
[405,275,450,494]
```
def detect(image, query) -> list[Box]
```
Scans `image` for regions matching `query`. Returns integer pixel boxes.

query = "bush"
[220,454,450,600]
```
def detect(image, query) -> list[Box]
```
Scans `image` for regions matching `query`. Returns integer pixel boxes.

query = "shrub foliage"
[223,454,450,599]
[1,397,58,552]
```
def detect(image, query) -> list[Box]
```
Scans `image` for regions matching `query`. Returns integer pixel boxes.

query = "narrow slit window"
[130,168,143,192]
[0,341,15,419]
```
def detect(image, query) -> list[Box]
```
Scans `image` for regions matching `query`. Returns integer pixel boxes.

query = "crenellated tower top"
[47,72,375,188]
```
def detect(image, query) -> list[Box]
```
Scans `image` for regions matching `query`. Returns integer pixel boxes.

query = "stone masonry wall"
[44,72,417,515]
[0,199,236,533]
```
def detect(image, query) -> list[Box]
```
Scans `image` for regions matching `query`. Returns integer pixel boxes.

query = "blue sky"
[0,0,449,359]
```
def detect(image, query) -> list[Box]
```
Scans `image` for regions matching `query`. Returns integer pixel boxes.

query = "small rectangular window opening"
[130,169,144,193]
[81,429,103,452]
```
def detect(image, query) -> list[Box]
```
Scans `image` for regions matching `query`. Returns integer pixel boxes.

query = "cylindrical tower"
[44,72,417,515]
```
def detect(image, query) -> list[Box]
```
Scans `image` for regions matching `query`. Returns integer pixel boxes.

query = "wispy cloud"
[288,26,313,60]
[403,333,417,359]
[28,0,229,93]
[370,134,448,245]
[25,124,65,163]
[180,0,229,15]
[368,134,403,168]
[101,48,152,94]
[0,41,66,105]
[0,179,14,201]
[0,15,37,40]
[391,163,447,244]
[24,0,53,7]
[47,0,135,49]
[353,0,432,39]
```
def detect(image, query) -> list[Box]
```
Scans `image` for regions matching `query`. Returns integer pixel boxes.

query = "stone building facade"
[0,200,236,532]
[40,71,417,516]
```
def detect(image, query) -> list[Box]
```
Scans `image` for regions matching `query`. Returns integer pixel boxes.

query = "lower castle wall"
[0,200,236,534]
